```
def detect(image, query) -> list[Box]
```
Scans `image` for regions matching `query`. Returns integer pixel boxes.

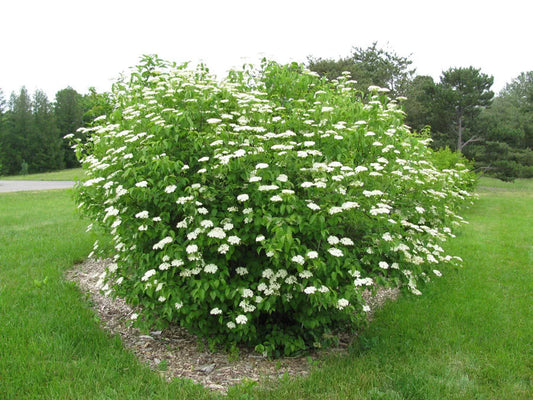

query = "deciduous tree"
[308,42,415,96]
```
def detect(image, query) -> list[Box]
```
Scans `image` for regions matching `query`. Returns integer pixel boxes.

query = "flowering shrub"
[70,55,475,356]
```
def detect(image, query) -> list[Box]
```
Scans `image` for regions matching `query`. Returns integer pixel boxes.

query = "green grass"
[1,168,85,181]
[0,190,214,400]
[1,179,532,399]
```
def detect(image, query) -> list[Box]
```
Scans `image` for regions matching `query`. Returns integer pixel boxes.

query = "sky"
[1,0,532,100]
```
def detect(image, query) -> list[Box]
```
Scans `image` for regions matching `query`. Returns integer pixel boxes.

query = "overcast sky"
[1,0,532,100]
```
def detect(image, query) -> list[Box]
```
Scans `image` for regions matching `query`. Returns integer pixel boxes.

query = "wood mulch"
[65,258,399,394]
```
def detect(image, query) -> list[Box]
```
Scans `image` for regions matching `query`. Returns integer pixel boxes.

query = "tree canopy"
[308,42,415,97]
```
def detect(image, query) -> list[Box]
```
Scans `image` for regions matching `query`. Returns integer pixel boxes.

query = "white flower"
[354,276,374,286]
[237,194,249,202]
[153,236,173,250]
[340,237,354,246]
[328,248,344,257]
[176,196,194,204]
[103,206,119,221]
[258,185,279,191]
[186,244,198,254]
[307,202,321,211]
[291,255,305,265]
[342,201,359,210]
[285,276,298,284]
[158,296,166,302]
[136,181,148,188]
[299,270,313,279]
[204,264,218,273]
[242,289,254,298]
[198,156,210,162]
[379,261,389,269]
[159,262,170,271]
[276,174,288,182]
[218,244,229,254]
[427,254,438,263]
[321,106,334,112]
[255,163,269,169]
[304,286,317,294]
[337,298,349,309]
[210,307,222,315]
[130,313,138,320]
[228,235,241,245]
[270,195,283,202]
[415,206,426,214]
[152,217,161,222]
[141,269,156,281]
[249,176,262,182]
[135,210,149,219]
[262,269,274,279]
[433,269,442,277]
[175,302,183,310]
[208,227,226,239]
[200,220,214,228]
[171,259,184,267]
[236,315,248,324]
[307,251,318,259]
[256,235,266,242]
[197,207,208,215]
[327,236,340,245]
[176,219,188,228]
[187,231,199,241]
[236,267,248,275]
[243,208,253,215]
[363,190,384,197]
[164,185,177,193]
[362,305,371,312]
[382,232,393,241]
[329,207,343,215]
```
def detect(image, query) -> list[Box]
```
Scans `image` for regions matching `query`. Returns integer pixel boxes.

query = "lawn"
[0,168,85,181]
[1,178,531,399]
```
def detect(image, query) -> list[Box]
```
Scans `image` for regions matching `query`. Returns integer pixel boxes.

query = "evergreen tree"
[437,67,494,152]
[32,90,63,172]
[2,88,33,175]
[55,87,83,168]
[0,89,6,175]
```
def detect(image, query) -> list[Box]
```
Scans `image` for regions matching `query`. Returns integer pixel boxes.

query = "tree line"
[1,44,532,180]
[0,86,110,176]
[308,43,533,180]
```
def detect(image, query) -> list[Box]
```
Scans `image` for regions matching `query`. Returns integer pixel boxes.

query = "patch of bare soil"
[65,258,399,394]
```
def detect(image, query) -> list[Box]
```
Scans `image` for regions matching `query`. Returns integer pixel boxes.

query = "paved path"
[0,180,76,193]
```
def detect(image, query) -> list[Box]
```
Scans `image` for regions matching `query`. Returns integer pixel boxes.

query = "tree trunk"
[457,114,463,152]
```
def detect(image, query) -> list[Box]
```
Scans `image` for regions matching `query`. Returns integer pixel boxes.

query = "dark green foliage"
[0,85,112,176]
[308,42,415,97]
[470,71,533,180]
[55,87,84,168]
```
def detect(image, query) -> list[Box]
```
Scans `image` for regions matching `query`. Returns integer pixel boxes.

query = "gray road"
[0,180,76,193]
